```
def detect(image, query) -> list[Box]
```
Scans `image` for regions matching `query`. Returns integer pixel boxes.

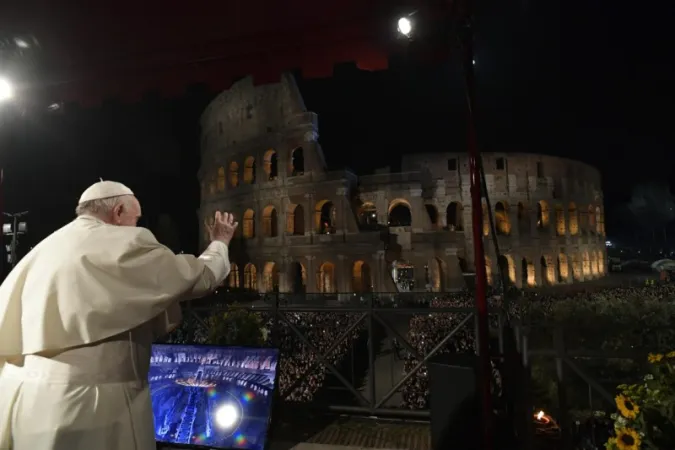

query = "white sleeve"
[197,240,231,286]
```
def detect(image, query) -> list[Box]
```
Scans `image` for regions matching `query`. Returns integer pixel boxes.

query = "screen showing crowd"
[149,344,279,450]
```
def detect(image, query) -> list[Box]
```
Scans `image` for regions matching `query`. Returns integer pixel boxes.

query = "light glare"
[0,78,13,102]
[215,403,239,429]
[398,17,412,36]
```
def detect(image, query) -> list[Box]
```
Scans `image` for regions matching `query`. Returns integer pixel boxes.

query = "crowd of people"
[166,282,675,410]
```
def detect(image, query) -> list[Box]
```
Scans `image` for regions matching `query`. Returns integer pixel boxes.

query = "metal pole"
[457,4,494,449]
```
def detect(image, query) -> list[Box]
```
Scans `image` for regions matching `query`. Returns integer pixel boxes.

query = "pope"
[0,180,238,450]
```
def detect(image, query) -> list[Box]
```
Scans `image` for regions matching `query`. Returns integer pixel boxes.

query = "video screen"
[149,344,279,450]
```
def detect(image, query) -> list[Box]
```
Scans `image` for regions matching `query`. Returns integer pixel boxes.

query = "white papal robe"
[0,215,230,450]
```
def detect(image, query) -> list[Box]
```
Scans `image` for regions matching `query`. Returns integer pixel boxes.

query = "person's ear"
[112,203,125,224]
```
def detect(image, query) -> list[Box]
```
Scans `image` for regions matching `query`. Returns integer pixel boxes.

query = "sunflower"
[615,394,639,419]
[614,428,641,450]
[648,353,664,363]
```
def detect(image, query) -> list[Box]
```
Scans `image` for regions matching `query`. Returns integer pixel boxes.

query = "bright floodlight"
[14,38,29,49]
[0,78,13,102]
[215,403,239,429]
[398,17,412,36]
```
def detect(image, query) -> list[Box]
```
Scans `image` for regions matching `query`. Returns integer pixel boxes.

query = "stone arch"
[568,202,579,235]
[590,251,598,276]
[595,206,603,234]
[243,156,256,184]
[290,147,305,176]
[494,201,511,235]
[446,202,464,231]
[243,209,255,238]
[557,253,569,282]
[352,260,373,292]
[522,258,535,287]
[229,161,239,187]
[388,199,412,227]
[315,199,336,234]
[596,250,605,274]
[244,263,257,290]
[263,149,278,180]
[540,256,555,285]
[287,204,305,235]
[537,200,550,229]
[426,257,446,292]
[228,263,240,288]
[392,260,415,291]
[425,204,440,229]
[587,205,596,232]
[571,253,582,280]
[517,202,529,234]
[290,261,306,293]
[498,254,516,285]
[582,251,591,276]
[484,256,493,286]
[262,262,279,292]
[262,205,278,237]
[358,202,378,228]
[317,262,336,293]
[217,167,226,191]
[555,204,566,236]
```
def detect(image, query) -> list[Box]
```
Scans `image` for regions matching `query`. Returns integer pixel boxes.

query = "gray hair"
[75,195,132,217]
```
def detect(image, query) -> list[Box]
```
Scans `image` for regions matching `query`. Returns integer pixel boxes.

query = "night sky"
[0,0,671,254]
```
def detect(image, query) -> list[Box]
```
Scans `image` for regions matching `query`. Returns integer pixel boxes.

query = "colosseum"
[198,74,607,294]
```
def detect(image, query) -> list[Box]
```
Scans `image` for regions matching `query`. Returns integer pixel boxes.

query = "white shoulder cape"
[0,215,221,357]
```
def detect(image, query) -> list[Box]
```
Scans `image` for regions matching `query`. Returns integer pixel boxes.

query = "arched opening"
[557,253,569,282]
[317,262,336,293]
[228,263,240,288]
[352,260,373,292]
[571,253,582,280]
[595,207,603,235]
[495,201,511,235]
[540,256,552,285]
[290,262,306,293]
[425,258,445,292]
[425,204,439,229]
[243,156,256,184]
[264,149,278,180]
[229,161,239,187]
[286,204,305,235]
[555,204,566,236]
[388,200,412,227]
[244,263,257,290]
[498,254,516,285]
[217,167,226,191]
[588,205,596,232]
[290,147,305,176]
[597,250,605,274]
[582,251,591,276]
[262,205,278,237]
[522,258,536,287]
[482,203,490,236]
[517,202,529,234]
[263,262,279,292]
[315,200,336,234]
[590,251,598,276]
[446,202,463,231]
[392,260,415,291]
[568,202,579,235]
[358,203,378,229]
[537,200,549,229]
[243,209,255,238]
[485,256,493,285]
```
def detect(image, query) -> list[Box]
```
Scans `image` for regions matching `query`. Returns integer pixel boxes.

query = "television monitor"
[149,344,280,450]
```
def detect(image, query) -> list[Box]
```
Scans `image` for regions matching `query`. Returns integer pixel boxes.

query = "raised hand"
[205,211,238,245]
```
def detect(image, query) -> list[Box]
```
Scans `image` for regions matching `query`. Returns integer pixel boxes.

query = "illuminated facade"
[198,75,607,293]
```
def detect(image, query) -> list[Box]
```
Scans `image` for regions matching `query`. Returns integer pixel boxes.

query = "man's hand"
[205,211,238,245]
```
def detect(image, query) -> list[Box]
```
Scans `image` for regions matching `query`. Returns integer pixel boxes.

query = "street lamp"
[0,78,13,102]
[397,17,412,36]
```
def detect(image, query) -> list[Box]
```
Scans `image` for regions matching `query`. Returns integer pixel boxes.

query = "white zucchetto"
[78,180,134,204]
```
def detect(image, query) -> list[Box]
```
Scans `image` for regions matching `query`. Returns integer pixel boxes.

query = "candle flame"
[536,411,545,420]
